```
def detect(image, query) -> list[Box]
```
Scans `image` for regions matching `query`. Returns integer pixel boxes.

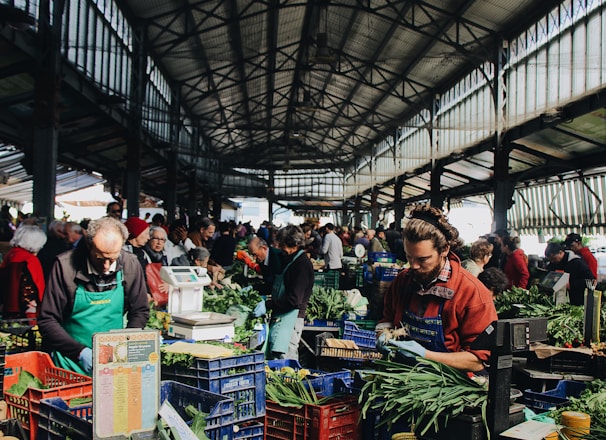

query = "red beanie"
[124,217,149,240]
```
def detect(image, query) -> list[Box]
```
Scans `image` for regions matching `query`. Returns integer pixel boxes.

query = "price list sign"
[93,329,160,439]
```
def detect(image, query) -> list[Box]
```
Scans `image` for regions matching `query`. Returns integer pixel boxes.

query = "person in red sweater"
[501,236,529,289]
[565,233,597,278]
[0,224,47,321]
[376,205,497,372]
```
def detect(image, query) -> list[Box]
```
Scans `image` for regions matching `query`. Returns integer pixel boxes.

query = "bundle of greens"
[360,359,489,438]
[265,367,329,408]
[305,286,354,322]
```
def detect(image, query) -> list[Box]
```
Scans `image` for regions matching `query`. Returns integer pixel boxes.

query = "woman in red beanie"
[124,216,150,271]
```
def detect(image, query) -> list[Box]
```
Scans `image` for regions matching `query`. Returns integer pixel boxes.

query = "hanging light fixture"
[295,90,317,113]
[310,2,336,65]
[310,33,336,65]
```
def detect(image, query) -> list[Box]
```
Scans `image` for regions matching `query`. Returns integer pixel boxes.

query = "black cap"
[564,233,582,247]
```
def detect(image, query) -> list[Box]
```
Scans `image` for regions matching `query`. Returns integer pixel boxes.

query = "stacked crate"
[161,350,266,439]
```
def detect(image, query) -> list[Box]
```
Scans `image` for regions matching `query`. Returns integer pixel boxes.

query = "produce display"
[551,379,606,440]
[494,285,606,347]
[305,285,354,322]
[360,358,489,437]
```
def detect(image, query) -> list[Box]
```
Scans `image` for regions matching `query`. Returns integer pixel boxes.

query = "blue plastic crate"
[234,418,264,440]
[342,321,377,349]
[37,398,93,440]
[38,383,235,440]
[524,380,587,414]
[160,380,235,440]
[304,319,342,328]
[161,351,265,422]
[266,359,352,397]
[374,266,399,281]
[367,252,396,263]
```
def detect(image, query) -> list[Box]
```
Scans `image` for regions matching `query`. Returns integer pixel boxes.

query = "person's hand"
[159,282,170,293]
[253,301,267,317]
[388,339,426,358]
[79,347,93,375]
[375,333,392,355]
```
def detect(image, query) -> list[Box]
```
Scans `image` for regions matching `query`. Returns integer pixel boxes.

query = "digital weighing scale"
[538,271,569,305]
[160,266,236,341]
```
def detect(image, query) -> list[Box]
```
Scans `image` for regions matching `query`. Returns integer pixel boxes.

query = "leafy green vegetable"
[305,286,354,322]
[184,405,210,440]
[7,370,47,396]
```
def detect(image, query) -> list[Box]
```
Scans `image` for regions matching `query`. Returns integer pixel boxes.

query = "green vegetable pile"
[202,285,264,345]
[494,285,606,347]
[305,286,354,322]
[265,367,328,408]
[494,285,553,319]
[360,359,489,438]
[7,370,47,396]
[550,379,606,440]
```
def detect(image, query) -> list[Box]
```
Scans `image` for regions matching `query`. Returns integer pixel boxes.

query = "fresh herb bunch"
[305,286,354,322]
[494,285,553,318]
[360,358,489,438]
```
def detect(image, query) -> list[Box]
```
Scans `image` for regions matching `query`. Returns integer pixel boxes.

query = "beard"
[411,262,443,287]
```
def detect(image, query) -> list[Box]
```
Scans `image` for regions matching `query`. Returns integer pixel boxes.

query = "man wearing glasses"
[247,236,283,297]
[38,217,149,376]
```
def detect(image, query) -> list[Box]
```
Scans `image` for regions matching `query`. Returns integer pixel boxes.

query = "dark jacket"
[267,250,314,318]
[547,250,595,306]
[258,247,283,297]
[38,245,149,361]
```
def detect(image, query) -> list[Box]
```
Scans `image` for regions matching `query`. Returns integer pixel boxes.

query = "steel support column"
[492,41,510,231]
[394,175,405,228]
[32,0,65,222]
[126,26,147,218]
[166,151,177,223]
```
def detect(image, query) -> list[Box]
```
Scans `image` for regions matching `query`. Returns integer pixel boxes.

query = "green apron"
[267,250,304,355]
[53,271,125,375]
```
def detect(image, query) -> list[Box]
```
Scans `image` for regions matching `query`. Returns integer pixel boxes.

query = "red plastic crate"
[3,351,92,440]
[265,396,360,440]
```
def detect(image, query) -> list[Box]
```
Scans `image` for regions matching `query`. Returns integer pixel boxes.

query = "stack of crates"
[161,350,266,439]
[3,351,93,440]
[265,396,360,440]
[37,380,236,440]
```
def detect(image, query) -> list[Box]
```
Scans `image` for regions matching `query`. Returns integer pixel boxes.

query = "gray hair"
[149,225,167,239]
[10,224,48,253]
[277,224,305,248]
[86,217,128,244]
[189,246,210,263]
[65,221,82,234]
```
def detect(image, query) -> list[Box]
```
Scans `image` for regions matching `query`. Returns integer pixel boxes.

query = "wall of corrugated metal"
[485,174,606,235]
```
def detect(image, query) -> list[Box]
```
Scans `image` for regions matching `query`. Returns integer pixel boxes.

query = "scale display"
[160,266,211,287]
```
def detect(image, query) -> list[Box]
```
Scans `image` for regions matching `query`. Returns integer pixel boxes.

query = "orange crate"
[3,351,92,440]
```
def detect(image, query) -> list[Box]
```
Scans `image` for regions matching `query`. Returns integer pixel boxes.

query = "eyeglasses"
[110,209,121,213]
[151,237,166,242]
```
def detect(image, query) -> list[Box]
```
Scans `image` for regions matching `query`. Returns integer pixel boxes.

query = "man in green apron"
[38,217,150,376]
[253,224,314,360]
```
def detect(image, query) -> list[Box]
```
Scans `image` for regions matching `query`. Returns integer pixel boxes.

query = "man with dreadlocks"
[376,205,497,372]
